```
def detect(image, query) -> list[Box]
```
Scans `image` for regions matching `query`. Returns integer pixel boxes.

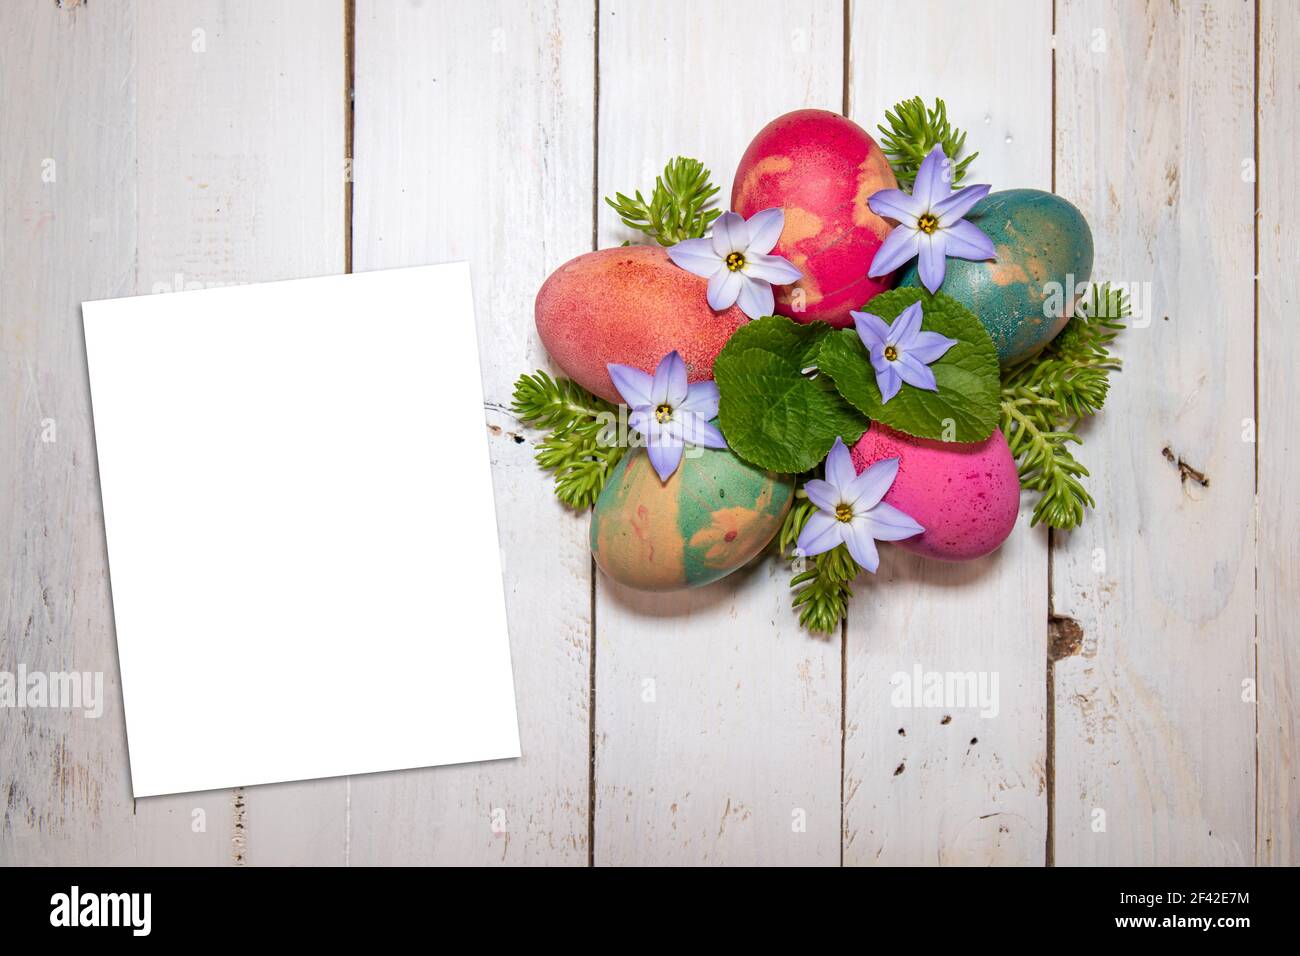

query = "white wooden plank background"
[1,0,1294,867]
[1257,0,1299,867]
[844,0,1052,866]
[133,0,350,869]
[592,0,844,867]
[1053,0,1257,865]
[346,0,594,866]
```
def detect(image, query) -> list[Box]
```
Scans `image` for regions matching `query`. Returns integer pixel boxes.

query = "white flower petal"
[844,456,899,510]
[802,478,839,514]
[744,207,786,255]
[824,436,857,496]
[842,520,881,572]
[863,501,924,541]
[735,275,775,320]
[795,510,844,558]
[666,237,722,277]
[707,268,743,311]
[711,211,749,257]
[743,252,802,285]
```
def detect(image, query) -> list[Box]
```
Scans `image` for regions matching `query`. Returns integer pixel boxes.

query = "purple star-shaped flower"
[607,351,727,482]
[866,145,996,293]
[851,300,957,404]
[667,208,803,320]
[794,437,923,573]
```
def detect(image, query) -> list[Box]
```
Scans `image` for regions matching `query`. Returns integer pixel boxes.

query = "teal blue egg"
[899,189,1094,365]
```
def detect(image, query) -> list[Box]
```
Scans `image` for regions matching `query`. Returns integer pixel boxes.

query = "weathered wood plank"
[346,0,594,864]
[592,0,844,866]
[130,0,348,866]
[0,0,235,865]
[842,0,1053,866]
[1,0,156,865]
[1052,0,1256,865]
[0,0,348,865]
[1257,0,1298,867]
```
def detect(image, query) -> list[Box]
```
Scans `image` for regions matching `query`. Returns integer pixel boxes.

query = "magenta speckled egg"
[850,424,1020,561]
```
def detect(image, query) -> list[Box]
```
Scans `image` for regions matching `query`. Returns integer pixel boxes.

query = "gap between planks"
[1250,0,1261,864]
[587,0,602,869]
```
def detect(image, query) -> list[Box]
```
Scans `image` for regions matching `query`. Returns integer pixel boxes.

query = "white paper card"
[82,264,520,796]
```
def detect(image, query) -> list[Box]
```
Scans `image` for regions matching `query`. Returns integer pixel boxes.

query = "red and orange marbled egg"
[731,109,898,328]
[534,245,747,404]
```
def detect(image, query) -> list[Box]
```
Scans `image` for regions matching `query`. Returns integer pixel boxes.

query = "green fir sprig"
[999,284,1128,529]
[604,156,722,246]
[511,371,624,510]
[778,490,861,635]
[877,96,978,189]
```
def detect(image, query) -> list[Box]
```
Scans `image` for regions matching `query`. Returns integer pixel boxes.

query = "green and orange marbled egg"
[900,188,1094,365]
[590,443,794,591]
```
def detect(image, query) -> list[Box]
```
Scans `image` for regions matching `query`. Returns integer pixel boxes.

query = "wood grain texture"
[1257,0,1298,867]
[591,0,845,866]
[1,0,140,865]
[843,0,1052,866]
[1052,0,1256,865]
[132,0,348,867]
[346,0,594,865]
[1,0,348,866]
[0,0,228,866]
[1,0,1293,869]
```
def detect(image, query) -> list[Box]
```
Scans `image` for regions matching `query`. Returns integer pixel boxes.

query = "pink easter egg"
[731,109,898,328]
[850,423,1020,561]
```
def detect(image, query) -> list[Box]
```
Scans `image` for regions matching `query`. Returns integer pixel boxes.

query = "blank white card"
[83,264,520,796]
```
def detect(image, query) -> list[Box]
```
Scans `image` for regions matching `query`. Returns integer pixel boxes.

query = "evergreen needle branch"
[778,490,861,635]
[604,156,722,246]
[998,283,1130,530]
[511,371,625,510]
[877,96,978,189]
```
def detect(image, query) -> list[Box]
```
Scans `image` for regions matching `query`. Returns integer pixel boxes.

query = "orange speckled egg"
[732,109,898,328]
[851,423,1020,562]
[535,246,747,404]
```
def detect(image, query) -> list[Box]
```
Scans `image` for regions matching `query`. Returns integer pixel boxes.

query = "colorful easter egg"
[732,109,898,328]
[899,188,1093,365]
[535,246,747,404]
[851,423,1019,562]
[590,441,794,591]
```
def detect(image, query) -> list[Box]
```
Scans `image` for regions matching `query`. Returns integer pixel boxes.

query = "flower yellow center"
[916,212,939,235]
[725,251,746,271]
[834,503,854,523]
[654,403,674,423]
[883,344,899,362]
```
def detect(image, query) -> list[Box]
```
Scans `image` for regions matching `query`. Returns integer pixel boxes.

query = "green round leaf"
[818,289,1000,442]
[713,316,869,473]
[718,313,830,367]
